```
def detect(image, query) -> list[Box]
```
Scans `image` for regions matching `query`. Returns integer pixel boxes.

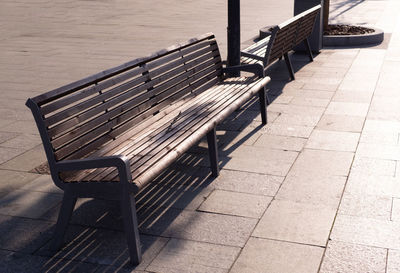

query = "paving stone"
[368,109,400,122]
[0,132,19,144]
[217,119,246,131]
[267,80,305,92]
[0,250,100,273]
[374,86,400,98]
[387,249,400,273]
[282,88,335,99]
[376,70,399,90]
[289,149,354,177]
[0,120,14,129]
[224,145,298,176]
[273,113,321,127]
[272,95,293,104]
[226,109,262,122]
[262,123,314,138]
[357,142,400,160]
[138,182,213,211]
[39,225,168,270]
[244,111,280,126]
[332,89,374,103]
[371,97,400,115]
[1,121,40,134]
[253,134,307,151]
[351,156,396,176]
[0,215,53,253]
[253,199,337,246]
[198,190,272,218]
[289,97,330,107]
[147,238,240,273]
[18,174,62,194]
[0,145,46,172]
[345,173,400,198]
[230,237,324,273]
[42,198,123,230]
[217,129,262,154]
[313,69,348,78]
[317,114,365,132]
[276,174,346,208]
[320,240,387,273]
[0,189,62,218]
[267,104,325,116]
[0,146,26,165]
[339,72,379,92]
[153,162,209,188]
[305,130,360,152]
[211,169,283,196]
[321,60,353,68]
[302,82,339,91]
[363,119,400,133]
[0,134,41,150]
[0,169,40,194]
[391,198,400,221]
[339,191,392,221]
[140,208,257,247]
[325,102,369,117]
[330,214,400,249]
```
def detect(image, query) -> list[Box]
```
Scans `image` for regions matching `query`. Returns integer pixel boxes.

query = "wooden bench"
[241,5,321,81]
[25,33,271,265]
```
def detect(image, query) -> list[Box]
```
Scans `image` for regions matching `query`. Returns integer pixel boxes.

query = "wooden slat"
[127,78,262,183]
[46,42,219,129]
[50,50,220,147]
[40,66,146,116]
[57,65,222,161]
[100,78,255,182]
[72,80,234,182]
[60,74,229,182]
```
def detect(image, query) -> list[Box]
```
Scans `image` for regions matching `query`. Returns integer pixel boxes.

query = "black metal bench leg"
[207,127,219,177]
[283,53,295,81]
[304,38,314,62]
[266,92,271,105]
[259,87,268,124]
[121,193,142,265]
[50,192,77,251]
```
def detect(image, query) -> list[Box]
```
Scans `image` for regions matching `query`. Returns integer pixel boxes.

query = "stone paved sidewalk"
[1,0,400,272]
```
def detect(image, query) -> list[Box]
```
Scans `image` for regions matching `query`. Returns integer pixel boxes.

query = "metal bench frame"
[241,5,321,81]
[26,33,270,265]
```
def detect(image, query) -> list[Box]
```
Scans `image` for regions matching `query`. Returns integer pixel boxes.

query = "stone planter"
[323,26,384,47]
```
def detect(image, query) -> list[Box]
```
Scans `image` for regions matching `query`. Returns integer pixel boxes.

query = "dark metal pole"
[227,0,240,77]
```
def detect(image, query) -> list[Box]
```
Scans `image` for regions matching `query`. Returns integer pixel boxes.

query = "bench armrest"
[223,63,265,78]
[55,155,132,183]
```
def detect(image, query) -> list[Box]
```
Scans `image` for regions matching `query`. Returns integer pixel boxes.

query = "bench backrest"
[293,5,320,46]
[265,4,321,66]
[26,33,222,167]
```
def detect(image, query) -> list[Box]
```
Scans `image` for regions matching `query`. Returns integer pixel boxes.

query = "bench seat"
[60,76,269,189]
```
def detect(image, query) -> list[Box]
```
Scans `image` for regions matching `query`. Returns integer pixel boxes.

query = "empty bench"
[26,33,271,265]
[241,5,321,80]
